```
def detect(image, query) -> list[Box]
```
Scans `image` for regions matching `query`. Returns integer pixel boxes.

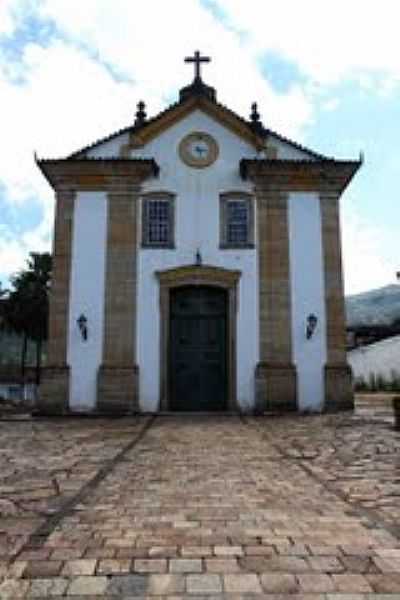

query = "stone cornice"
[36,158,159,190]
[240,159,361,194]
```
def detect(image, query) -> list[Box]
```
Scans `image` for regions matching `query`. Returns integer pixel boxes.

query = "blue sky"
[0,0,399,294]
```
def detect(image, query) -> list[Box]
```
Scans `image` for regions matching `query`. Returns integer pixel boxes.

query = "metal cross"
[184,50,210,80]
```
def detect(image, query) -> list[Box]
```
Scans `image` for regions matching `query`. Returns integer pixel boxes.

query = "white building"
[349,335,400,384]
[37,53,360,415]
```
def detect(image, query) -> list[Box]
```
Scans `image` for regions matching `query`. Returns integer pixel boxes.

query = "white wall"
[348,335,400,382]
[135,110,259,411]
[288,193,327,411]
[67,192,107,411]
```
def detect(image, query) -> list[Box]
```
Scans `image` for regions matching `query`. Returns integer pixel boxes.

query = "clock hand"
[194,145,206,156]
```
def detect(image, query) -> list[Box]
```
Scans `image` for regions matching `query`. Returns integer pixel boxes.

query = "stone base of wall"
[37,366,69,415]
[97,365,139,414]
[255,362,297,412]
[324,363,354,412]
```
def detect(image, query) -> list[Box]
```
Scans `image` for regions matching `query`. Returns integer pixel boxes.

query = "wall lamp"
[306,313,318,339]
[77,313,88,341]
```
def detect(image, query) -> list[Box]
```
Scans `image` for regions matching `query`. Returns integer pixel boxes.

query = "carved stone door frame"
[155,265,241,411]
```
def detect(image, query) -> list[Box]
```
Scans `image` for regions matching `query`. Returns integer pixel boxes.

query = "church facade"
[37,54,360,415]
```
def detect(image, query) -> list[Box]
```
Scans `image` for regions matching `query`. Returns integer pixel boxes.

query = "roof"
[68,77,332,161]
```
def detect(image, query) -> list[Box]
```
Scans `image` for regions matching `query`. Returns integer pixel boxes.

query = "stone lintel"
[255,362,297,412]
[324,363,354,412]
[97,365,139,414]
[156,264,241,289]
[37,366,70,415]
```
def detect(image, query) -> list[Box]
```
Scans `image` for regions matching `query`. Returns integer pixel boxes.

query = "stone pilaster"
[38,190,75,415]
[97,188,140,413]
[255,189,296,412]
[320,193,354,411]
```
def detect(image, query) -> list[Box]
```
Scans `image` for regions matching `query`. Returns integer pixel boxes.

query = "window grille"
[142,195,174,247]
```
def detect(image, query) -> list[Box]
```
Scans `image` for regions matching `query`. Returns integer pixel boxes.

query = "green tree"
[4,253,52,384]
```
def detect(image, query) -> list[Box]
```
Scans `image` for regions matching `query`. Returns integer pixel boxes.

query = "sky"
[0,0,399,296]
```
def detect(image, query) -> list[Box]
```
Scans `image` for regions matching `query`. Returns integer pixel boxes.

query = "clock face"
[179,132,219,168]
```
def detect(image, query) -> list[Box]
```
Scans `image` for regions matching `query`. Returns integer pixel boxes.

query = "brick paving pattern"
[0,400,399,598]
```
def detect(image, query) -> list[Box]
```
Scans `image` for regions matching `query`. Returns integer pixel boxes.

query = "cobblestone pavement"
[0,402,399,598]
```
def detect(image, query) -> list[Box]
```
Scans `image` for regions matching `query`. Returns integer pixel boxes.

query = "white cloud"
[0,0,398,296]
[0,235,30,282]
[0,0,16,35]
[215,0,400,88]
[341,208,398,295]
[37,0,314,137]
[0,0,317,286]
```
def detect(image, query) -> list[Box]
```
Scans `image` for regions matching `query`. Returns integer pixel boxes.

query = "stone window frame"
[141,191,175,249]
[220,191,255,249]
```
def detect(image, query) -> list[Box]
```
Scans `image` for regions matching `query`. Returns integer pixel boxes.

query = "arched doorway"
[170,286,227,411]
[156,265,241,411]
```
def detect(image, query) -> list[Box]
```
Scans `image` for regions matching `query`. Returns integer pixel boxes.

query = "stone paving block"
[366,573,400,593]
[66,574,109,595]
[342,555,378,574]
[50,547,85,560]
[341,545,375,557]
[23,560,63,579]
[181,545,213,557]
[260,571,299,593]
[0,578,30,598]
[373,555,400,573]
[223,572,262,593]
[19,549,51,561]
[205,558,240,573]
[297,572,336,592]
[133,558,167,573]
[169,558,203,573]
[61,559,97,576]
[96,558,131,574]
[84,546,116,559]
[243,544,275,556]
[7,560,27,579]
[214,545,243,556]
[27,577,69,597]
[149,545,178,557]
[307,555,345,572]
[308,544,343,556]
[332,573,374,592]
[147,573,185,594]
[278,542,310,556]
[186,574,223,594]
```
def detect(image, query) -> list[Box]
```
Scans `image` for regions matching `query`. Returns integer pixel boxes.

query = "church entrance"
[169,286,227,411]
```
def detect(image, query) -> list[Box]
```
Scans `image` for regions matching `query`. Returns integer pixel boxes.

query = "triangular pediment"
[126,95,265,151]
[69,82,328,161]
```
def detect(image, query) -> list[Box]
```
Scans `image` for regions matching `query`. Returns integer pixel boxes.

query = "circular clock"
[178,132,219,168]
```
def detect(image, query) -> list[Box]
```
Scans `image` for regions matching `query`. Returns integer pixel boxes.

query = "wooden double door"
[169,286,228,411]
